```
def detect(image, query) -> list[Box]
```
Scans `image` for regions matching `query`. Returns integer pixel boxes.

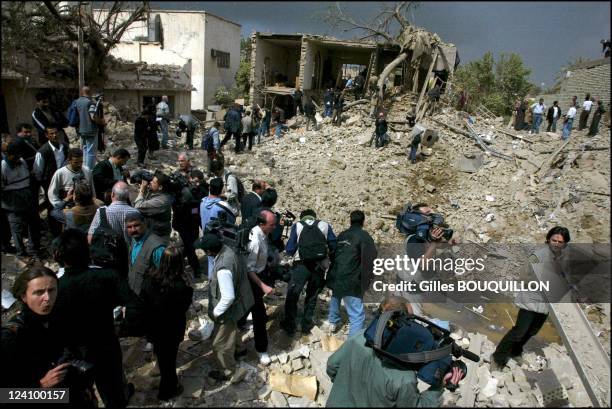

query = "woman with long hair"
[140,244,193,401]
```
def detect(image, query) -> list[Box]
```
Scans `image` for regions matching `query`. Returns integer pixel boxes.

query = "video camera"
[396,202,453,242]
[278,209,296,238]
[205,211,250,254]
[365,310,477,390]
[129,169,154,185]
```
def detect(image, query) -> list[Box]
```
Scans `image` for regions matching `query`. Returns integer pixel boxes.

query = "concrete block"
[270,391,289,407]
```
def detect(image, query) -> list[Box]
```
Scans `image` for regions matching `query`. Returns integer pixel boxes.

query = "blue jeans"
[531,113,543,134]
[159,118,169,147]
[258,122,270,141]
[328,295,365,338]
[275,124,287,138]
[324,103,333,118]
[81,133,97,170]
[562,118,574,140]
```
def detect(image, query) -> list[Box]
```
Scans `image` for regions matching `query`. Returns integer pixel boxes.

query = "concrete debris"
[270,391,289,407]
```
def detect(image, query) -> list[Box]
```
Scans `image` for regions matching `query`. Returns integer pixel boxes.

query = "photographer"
[400,203,456,315]
[1,266,96,406]
[134,171,173,239]
[48,148,96,228]
[326,295,465,407]
[51,229,144,408]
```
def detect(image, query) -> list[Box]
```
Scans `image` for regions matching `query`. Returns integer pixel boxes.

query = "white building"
[102,9,241,111]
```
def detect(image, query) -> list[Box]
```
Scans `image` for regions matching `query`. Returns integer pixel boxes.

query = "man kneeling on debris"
[491,226,571,371]
[196,233,254,382]
[326,295,465,407]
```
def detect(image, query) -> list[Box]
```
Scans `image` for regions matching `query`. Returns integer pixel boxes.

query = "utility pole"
[77,2,85,89]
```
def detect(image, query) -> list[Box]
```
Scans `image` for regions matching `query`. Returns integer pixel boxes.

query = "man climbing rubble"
[491,226,571,371]
[280,209,337,336]
[373,112,389,148]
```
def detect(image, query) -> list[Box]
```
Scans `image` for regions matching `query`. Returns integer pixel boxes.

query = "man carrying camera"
[48,148,97,229]
[134,171,173,240]
[326,295,465,407]
[399,203,456,315]
[75,86,104,170]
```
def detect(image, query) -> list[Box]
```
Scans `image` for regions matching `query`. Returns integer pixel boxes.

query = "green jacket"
[326,225,377,299]
[326,330,443,407]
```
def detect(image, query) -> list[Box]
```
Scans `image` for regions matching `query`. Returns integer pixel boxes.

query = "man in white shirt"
[546,101,562,133]
[562,104,577,140]
[245,210,278,365]
[579,94,594,130]
[530,98,546,134]
[156,96,170,149]
[197,233,254,382]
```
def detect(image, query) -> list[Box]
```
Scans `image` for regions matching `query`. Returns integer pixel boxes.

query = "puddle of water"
[421,302,561,346]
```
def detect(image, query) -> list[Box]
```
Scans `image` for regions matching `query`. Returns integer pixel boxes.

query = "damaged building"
[1,60,193,136]
[248,32,458,115]
[102,9,241,111]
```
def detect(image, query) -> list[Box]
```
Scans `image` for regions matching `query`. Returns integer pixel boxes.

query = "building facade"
[106,9,241,111]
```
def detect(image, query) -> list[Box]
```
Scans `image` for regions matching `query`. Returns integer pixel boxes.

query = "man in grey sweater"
[47,148,96,227]
[1,142,41,257]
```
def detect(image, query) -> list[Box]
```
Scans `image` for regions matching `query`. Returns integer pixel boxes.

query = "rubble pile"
[2,90,609,407]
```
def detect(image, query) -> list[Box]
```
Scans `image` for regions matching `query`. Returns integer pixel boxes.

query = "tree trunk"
[369,52,409,116]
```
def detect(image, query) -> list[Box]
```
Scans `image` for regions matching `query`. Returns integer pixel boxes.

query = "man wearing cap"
[280,209,337,336]
[196,233,254,382]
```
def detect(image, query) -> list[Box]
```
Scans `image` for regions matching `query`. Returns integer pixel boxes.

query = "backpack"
[202,128,215,152]
[297,220,328,262]
[90,208,127,270]
[396,204,430,240]
[224,172,245,203]
[68,100,79,128]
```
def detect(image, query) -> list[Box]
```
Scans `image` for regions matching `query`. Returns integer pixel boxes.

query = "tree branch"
[42,0,77,40]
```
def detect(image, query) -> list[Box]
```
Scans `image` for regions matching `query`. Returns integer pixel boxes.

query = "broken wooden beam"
[496,128,534,143]
[430,117,472,138]
[344,99,369,109]
[535,140,570,174]
[414,49,439,121]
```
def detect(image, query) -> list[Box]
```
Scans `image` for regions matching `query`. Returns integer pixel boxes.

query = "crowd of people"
[0,81,587,407]
[511,93,606,139]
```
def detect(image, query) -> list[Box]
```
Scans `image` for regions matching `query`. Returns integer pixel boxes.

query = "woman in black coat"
[1,265,95,406]
[140,245,194,401]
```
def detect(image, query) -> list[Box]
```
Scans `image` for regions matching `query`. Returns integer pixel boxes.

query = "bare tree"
[326,1,442,115]
[2,1,150,88]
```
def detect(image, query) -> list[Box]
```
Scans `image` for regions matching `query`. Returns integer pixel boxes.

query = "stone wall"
[537,58,610,112]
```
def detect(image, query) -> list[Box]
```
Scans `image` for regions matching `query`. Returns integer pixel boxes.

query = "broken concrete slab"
[269,391,289,407]
[269,371,318,401]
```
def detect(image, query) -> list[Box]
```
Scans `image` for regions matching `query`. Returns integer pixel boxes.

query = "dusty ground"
[2,90,609,407]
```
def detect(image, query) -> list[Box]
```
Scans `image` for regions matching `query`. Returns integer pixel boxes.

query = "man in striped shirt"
[88,181,140,245]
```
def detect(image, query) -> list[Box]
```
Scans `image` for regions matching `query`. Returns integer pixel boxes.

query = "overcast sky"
[151,1,611,87]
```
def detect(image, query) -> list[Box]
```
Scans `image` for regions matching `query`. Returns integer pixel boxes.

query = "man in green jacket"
[326,296,464,407]
[325,210,377,337]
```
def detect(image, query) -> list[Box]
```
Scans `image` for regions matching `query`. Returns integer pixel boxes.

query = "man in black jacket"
[33,127,69,233]
[325,210,377,336]
[31,92,68,146]
[546,101,562,133]
[92,149,130,205]
[374,112,389,148]
[240,180,267,221]
[51,228,144,408]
